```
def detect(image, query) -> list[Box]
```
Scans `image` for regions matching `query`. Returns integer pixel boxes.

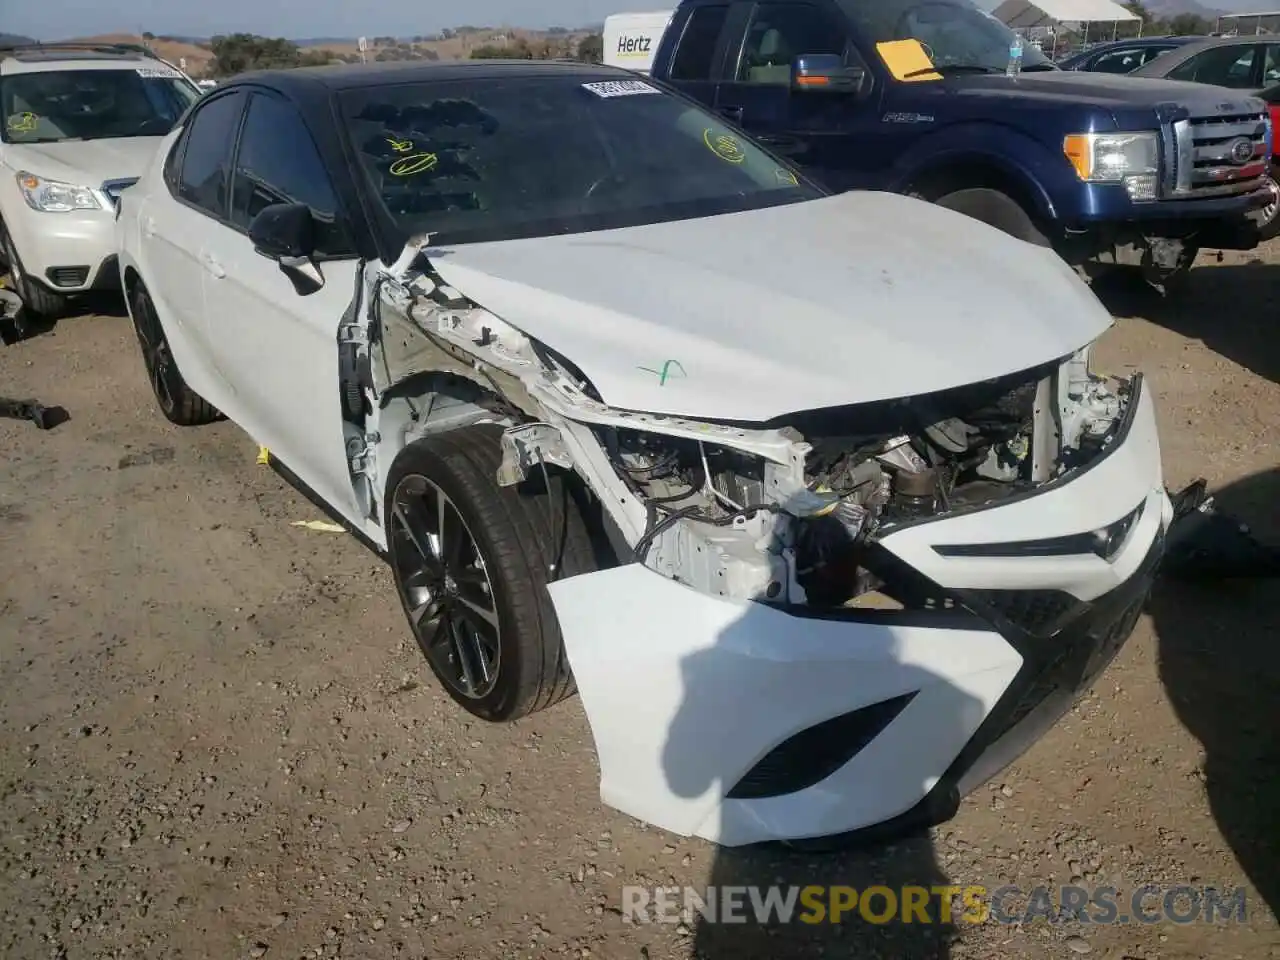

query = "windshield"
[1,66,199,143]
[340,76,823,246]
[838,0,1054,73]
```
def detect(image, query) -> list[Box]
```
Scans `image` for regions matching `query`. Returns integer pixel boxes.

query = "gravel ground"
[1,249,1278,960]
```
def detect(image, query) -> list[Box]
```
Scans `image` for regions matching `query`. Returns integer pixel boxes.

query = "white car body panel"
[1,138,166,290]
[550,563,1021,845]
[196,227,364,527]
[431,191,1114,422]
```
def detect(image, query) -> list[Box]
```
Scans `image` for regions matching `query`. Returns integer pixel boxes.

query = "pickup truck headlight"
[16,171,103,212]
[1063,132,1160,201]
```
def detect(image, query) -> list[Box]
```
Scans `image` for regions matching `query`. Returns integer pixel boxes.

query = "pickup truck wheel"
[0,221,68,318]
[1255,175,1280,242]
[129,281,221,426]
[932,188,1050,247]
[384,423,598,723]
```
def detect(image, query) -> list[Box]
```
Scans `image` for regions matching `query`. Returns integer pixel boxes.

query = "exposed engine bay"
[347,239,1133,612]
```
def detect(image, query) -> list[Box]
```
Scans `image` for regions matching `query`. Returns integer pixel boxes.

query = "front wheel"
[931,188,1050,247]
[0,221,68,318]
[384,424,600,722]
[129,281,221,425]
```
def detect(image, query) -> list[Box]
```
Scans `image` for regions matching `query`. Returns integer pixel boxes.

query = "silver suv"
[0,41,200,316]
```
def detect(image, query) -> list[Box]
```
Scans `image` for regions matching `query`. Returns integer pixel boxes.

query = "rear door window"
[1168,44,1260,88]
[670,4,731,80]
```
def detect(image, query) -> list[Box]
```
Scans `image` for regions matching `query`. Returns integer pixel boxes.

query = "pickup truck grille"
[1166,111,1271,199]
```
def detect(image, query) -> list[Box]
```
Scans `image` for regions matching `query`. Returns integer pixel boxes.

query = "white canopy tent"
[976,0,1143,58]
[985,0,1140,30]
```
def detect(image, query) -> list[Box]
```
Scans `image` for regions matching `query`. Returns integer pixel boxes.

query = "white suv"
[0,41,200,316]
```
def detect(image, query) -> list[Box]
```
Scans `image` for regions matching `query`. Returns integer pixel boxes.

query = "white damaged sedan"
[116,60,1171,847]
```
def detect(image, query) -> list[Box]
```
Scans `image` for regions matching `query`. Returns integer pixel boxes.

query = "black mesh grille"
[962,588,1082,639]
[955,537,1162,743]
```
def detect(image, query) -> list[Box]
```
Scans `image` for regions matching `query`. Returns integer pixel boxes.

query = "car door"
[661,2,735,113]
[1088,46,1150,74]
[1261,42,1280,88]
[198,89,364,526]
[139,88,247,385]
[1165,43,1263,89]
[715,0,881,191]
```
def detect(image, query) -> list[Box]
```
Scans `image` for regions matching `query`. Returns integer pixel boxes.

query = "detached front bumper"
[548,380,1169,847]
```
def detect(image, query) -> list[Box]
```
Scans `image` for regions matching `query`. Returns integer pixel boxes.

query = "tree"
[209,33,304,77]
[576,34,603,64]
[1168,13,1211,36]
[142,31,155,40]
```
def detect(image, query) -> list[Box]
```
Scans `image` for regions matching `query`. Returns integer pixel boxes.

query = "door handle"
[718,105,744,122]
[199,252,226,279]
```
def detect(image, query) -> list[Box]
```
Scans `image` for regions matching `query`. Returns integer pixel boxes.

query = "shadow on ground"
[654,605,991,959]
[1150,466,1280,921]
[0,288,127,346]
[1090,259,1280,385]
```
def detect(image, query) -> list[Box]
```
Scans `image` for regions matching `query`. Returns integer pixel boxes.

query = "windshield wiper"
[1019,63,1059,72]
[932,64,1004,75]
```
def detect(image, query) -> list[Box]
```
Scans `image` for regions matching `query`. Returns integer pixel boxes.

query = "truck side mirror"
[791,54,868,95]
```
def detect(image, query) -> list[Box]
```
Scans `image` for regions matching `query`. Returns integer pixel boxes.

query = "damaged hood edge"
[418,193,1115,424]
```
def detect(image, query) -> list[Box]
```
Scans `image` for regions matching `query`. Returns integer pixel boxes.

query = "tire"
[384,423,599,723]
[932,188,1050,247]
[1254,174,1280,242]
[0,220,69,318]
[129,281,221,426]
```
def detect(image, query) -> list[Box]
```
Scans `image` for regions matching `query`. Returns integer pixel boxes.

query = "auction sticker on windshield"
[136,66,182,78]
[582,80,660,98]
[875,39,942,82]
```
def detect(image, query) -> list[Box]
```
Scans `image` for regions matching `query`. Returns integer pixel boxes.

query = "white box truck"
[602,11,674,75]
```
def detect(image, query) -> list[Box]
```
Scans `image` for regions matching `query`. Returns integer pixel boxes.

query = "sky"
[8,0,1276,42]
[6,0,661,42]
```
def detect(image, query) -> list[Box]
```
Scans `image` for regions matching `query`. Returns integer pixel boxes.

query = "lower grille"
[957,535,1162,740]
[1168,111,1270,199]
[45,266,90,287]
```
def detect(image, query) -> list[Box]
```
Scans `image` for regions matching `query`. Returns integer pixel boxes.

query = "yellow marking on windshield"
[6,112,38,133]
[775,168,799,186]
[389,153,439,176]
[386,137,415,153]
[703,129,745,163]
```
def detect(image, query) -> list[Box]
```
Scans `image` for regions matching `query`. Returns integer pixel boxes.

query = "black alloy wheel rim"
[390,474,502,699]
[132,290,177,414]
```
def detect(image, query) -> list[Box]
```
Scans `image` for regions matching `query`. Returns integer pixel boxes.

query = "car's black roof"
[223,58,634,98]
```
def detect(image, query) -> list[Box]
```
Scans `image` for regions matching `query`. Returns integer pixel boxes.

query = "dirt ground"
[1,247,1278,960]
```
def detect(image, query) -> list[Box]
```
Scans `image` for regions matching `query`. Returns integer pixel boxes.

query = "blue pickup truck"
[637,0,1273,289]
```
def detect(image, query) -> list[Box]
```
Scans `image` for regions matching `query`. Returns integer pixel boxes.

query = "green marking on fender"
[637,360,687,385]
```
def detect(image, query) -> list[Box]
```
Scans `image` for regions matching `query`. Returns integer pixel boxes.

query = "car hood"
[949,70,1262,115]
[2,137,163,185]
[429,192,1114,424]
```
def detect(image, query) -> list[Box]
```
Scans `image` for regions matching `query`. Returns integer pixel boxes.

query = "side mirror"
[791,54,868,95]
[248,202,324,295]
